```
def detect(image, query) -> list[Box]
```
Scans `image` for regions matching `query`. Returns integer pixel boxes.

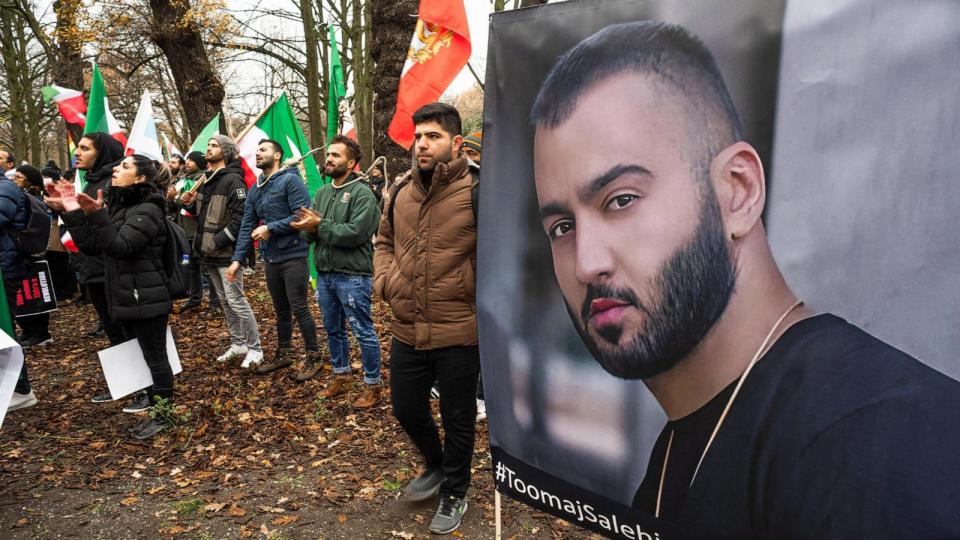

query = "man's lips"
[587,298,631,319]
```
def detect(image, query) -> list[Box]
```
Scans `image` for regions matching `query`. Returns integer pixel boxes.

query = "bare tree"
[370,0,417,177]
[147,0,226,139]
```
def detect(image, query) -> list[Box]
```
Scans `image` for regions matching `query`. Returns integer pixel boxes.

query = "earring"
[730,232,737,241]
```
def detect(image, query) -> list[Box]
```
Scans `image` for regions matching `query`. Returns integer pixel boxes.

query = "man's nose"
[574,223,615,285]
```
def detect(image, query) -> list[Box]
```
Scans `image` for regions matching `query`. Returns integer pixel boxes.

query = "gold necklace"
[654,300,804,518]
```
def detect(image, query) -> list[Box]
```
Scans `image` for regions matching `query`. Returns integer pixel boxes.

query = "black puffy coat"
[61,182,172,321]
[73,133,125,284]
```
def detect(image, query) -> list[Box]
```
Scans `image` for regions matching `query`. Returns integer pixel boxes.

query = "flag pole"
[189,93,284,194]
[234,92,284,141]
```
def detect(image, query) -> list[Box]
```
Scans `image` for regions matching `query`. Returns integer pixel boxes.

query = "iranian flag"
[387,0,471,148]
[237,93,325,195]
[41,85,86,127]
[163,133,183,160]
[83,62,127,145]
[189,114,220,154]
[125,90,163,162]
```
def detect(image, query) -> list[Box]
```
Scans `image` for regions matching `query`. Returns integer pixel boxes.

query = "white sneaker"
[216,345,248,363]
[475,399,487,423]
[241,349,263,369]
[9,390,38,412]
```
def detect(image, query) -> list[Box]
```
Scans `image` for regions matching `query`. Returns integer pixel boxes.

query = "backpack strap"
[386,172,412,230]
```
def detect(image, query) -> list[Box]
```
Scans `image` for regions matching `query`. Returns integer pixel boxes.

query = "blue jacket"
[232,167,311,264]
[0,177,27,281]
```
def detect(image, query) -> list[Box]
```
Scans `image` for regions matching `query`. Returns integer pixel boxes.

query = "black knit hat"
[16,164,43,187]
[186,150,207,170]
[41,161,61,180]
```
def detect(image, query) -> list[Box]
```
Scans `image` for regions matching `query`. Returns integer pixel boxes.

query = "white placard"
[0,329,25,429]
[97,326,182,400]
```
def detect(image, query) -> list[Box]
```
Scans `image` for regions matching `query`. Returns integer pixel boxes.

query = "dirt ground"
[0,271,594,539]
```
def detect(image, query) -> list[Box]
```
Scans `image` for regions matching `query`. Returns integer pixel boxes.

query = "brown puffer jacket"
[374,158,477,350]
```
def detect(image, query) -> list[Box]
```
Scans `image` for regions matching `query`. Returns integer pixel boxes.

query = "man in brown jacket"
[374,103,479,535]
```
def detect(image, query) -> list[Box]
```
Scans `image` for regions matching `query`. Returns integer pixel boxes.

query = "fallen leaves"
[389,531,414,539]
[203,502,226,513]
[228,505,248,518]
[271,515,299,526]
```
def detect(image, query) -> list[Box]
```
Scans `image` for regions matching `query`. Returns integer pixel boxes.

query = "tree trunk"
[0,8,29,160]
[52,0,85,143]
[147,0,225,141]
[349,0,373,168]
[301,0,324,149]
[370,0,418,179]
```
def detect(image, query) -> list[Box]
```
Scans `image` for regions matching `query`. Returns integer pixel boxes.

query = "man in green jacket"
[292,135,382,409]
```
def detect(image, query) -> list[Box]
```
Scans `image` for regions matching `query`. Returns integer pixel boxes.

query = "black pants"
[47,251,77,301]
[4,279,30,394]
[390,339,480,499]
[264,258,318,351]
[188,253,203,303]
[121,314,173,401]
[16,312,49,340]
[87,282,128,345]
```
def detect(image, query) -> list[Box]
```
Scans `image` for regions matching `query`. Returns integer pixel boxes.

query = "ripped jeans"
[314,272,381,384]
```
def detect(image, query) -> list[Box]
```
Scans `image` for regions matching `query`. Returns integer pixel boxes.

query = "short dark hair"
[330,135,361,164]
[531,21,742,168]
[2,150,14,164]
[412,102,462,139]
[258,138,284,162]
[169,154,184,166]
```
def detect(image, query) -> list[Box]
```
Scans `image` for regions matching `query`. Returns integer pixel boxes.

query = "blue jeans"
[315,272,381,384]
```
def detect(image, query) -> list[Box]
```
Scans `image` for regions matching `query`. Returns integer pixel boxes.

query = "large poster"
[479,0,960,537]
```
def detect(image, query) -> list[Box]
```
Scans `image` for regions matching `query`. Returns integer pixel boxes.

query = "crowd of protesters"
[1,102,484,534]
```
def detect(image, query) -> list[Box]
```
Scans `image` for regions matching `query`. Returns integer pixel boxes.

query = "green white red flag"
[387,0,471,148]
[189,114,220,154]
[41,85,86,127]
[237,93,325,195]
[83,63,126,145]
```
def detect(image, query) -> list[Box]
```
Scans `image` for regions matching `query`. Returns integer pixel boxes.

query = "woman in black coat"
[50,154,174,439]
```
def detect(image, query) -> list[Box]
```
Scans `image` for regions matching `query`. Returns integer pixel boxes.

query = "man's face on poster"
[534,73,736,379]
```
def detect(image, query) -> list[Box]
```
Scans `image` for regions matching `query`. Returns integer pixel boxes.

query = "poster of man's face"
[479,0,960,536]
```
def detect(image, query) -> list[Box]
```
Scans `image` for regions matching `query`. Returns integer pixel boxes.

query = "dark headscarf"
[81,132,125,194]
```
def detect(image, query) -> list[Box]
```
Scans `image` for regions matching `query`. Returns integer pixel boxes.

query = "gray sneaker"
[401,468,443,502]
[429,496,468,535]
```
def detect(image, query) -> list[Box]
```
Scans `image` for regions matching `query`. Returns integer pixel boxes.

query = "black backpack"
[9,192,52,259]
[161,217,191,300]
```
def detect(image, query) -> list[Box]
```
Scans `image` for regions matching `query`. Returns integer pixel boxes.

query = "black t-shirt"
[633,314,960,539]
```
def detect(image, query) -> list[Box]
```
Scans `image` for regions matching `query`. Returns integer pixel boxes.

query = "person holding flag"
[174,151,213,314]
[226,139,319,378]
[180,135,263,368]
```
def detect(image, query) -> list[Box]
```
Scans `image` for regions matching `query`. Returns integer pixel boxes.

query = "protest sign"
[14,260,57,318]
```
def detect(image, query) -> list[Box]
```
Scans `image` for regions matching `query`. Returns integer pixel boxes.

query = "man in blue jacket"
[227,140,319,377]
[0,171,37,411]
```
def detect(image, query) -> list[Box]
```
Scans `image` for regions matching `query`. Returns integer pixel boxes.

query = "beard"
[324,163,348,178]
[566,181,736,380]
[417,144,454,179]
[258,156,275,170]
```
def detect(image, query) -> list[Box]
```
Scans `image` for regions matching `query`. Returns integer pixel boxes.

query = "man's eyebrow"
[539,201,571,220]
[577,163,652,203]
